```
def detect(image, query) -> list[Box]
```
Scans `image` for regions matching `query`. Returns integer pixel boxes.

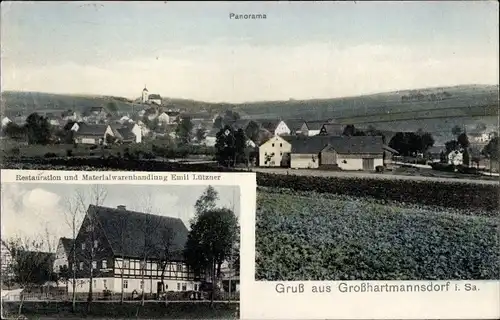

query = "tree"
[58,265,71,293]
[106,102,118,113]
[184,208,238,306]
[68,185,108,312]
[195,128,207,143]
[3,122,27,140]
[245,121,261,143]
[194,186,219,219]
[451,125,463,137]
[25,113,51,145]
[156,227,176,306]
[133,193,160,307]
[213,116,224,130]
[445,140,460,154]
[457,132,470,149]
[215,126,246,167]
[342,125,356,136]
[389,131,434,156]
[482,137,499,160]
[1,236,56,317]
[175,117,194,145]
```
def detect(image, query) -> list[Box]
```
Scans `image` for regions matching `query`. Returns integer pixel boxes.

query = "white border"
[241,184,500,320]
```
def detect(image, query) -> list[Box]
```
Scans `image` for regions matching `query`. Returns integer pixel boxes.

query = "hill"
[1,84,498,144]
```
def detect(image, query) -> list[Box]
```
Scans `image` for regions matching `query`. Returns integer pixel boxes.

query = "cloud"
[1,185,68,247]
[1,41,498,102]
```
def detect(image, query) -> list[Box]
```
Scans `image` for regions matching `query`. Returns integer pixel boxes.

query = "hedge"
[3,157,498,212]
[2,301,237,319]
[256,173,499,212]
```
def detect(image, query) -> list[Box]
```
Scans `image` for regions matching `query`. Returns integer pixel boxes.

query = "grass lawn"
[255,188,499,281]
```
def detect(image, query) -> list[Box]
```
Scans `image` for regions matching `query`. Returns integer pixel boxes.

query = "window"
[280,152,282,156]
[124,260,129,268]
[81,243,85,250]
[194,284,198,291]
[182,283,187,291]
[92,261,97,269]
[280,143,282,147]
[272,143,274,147]
[94,240,98,248]
[102,260,107,269]
[93,280,97,288]
[79,262,83,270]
[123,280,128,289]
[103,280,107,288]
[177,283,181,291]
[140,281,144,290]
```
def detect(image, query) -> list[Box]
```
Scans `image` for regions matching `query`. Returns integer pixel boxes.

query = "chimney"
[117,205,126,210]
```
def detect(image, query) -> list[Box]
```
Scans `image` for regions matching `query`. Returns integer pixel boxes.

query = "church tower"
[141,86,149,103]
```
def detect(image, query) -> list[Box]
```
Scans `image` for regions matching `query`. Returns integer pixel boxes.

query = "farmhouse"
[258,135,292,167]
[283,135,384,170]
[300,120,332,136]
[256,119,291,136]
[71,205,199,294]
[318,122,344,136]
[73,124,115,145]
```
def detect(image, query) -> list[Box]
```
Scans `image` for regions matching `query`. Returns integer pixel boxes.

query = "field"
[255,188,500,281]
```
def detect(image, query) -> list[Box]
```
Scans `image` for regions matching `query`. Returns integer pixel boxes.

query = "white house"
[255,119,291,136]
[1,116,12,128]
[158,112,170,125]
[53,238,74,288]
[72,205,201,294]
[258,135,292,167]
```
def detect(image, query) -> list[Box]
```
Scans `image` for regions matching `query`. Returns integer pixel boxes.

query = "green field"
[255,188,499,281]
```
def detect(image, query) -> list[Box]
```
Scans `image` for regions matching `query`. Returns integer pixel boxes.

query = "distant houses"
[72,123,142,145]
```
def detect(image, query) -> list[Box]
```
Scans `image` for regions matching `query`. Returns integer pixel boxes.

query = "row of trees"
[388,129,435,157]
[2,113,52,145]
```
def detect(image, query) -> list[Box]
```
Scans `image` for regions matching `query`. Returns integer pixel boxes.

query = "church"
[141,86,162,105]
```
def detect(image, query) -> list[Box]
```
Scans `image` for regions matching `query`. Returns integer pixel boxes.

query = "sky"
[1,1,499,102]
[1,183,240,251]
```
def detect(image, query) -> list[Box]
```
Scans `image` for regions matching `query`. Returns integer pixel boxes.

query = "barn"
[283,135,385,170]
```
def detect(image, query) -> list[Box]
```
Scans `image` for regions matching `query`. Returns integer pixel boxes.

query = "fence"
[5,290,240,302]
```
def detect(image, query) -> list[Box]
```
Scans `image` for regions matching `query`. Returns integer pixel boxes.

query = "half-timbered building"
[71,204,199,295]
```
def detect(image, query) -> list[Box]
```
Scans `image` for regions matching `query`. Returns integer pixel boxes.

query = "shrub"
[375,165,385,173]
[44,152,58,158]
[430,162,455,172]
[456,165,480,175]
[66,149,73,157]
[8,147,20,157]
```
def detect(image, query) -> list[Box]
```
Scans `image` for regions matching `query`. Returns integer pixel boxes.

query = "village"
[1,86,498,177]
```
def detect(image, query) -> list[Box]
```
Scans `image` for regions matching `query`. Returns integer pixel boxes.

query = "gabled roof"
[283,135,384,154]
[88,205,189,260]
[75,124,109,136]
[304,120,329,131]
[320,123,343,136]
[59,237,75,255]
[115,127,136,141]
[255,119,282,133]
[283,119,305,132]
